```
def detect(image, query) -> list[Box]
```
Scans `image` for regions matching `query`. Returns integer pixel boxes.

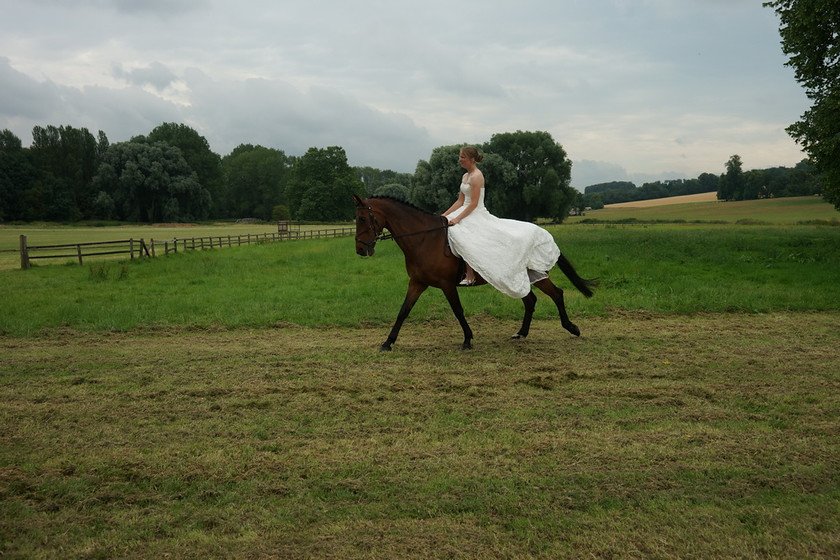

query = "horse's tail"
[556,254,597,298]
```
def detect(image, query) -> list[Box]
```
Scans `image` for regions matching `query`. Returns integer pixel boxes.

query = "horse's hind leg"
[512,291,537,339]
[534,278,581,337]
[381,280,428,351]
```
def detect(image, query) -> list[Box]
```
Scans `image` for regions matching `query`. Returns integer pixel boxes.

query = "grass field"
[568,194,839,225]
[604,191,719,208]
[1,196,839,558]
[3,313,838,559]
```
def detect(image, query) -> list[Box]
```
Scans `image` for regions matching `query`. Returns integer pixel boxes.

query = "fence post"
[130,238,135,260]
[77,244,83,266]
[19,235,30,270]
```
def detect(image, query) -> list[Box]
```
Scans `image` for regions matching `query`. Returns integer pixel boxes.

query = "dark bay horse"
[353,195,596,351]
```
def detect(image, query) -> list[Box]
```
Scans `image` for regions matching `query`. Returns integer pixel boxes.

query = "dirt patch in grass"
[2,312,839,558]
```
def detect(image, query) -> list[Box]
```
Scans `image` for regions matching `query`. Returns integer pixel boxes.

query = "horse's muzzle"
[356,246,375,257]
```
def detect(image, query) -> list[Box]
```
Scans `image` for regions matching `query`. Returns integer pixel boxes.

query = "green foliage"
[221,144,292,220]
[0,129,36,221]
[409,145,463,212]
[718,154,745,201]
[372,182,410,201]
[93,141,211,222]
[287,146,363,221]
[764,0,840,209]
[409,131,575,222]
[356,166,412,195]
[272,204,291,221]
[146,122,224,216]
[483,130,574,221]
[27,125,107,221]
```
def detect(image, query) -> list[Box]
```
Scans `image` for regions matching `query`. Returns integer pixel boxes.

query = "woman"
[442,146,562,299]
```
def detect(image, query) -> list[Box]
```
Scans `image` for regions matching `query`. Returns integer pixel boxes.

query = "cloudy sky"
[0,0,808,189]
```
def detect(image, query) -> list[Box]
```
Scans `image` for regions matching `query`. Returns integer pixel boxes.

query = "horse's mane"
[369,196,440,217]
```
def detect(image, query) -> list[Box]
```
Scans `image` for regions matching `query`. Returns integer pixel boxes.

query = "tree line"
[0,125,577,224]
[578,156,822,210]
[0,122,827,224]
[0,123,363,224]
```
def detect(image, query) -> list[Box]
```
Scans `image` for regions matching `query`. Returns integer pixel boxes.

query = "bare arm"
[442,192,466,217]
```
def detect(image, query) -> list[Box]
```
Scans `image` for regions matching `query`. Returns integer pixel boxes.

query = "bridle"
[355,201,451,253]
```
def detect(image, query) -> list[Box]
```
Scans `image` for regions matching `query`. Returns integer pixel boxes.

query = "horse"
[353,195,596,351]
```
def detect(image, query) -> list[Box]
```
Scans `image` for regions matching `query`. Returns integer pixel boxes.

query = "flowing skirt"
[447,206,561,298]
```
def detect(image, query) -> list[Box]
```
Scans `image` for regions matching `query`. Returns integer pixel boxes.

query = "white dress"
[447,183,561,298]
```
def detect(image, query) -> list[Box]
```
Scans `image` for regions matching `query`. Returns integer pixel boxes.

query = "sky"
[0,0,810,190]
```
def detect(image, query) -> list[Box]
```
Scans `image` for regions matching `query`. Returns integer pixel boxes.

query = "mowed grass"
[2,314,838,558]
[2,197,840,558]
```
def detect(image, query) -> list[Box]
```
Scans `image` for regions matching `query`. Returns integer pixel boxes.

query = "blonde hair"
[460,146,483,163]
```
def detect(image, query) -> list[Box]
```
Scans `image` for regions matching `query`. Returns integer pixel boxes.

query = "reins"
[355,202,450,251]
[376,220,451,242]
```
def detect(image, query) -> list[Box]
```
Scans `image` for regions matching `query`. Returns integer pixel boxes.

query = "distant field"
[605,191,719,208]
[570,195,839,224]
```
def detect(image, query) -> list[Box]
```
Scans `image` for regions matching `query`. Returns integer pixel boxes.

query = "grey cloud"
[0,0,809,185]
[180,70,435,170]
[112,62,179,91]
[0,58,60,120]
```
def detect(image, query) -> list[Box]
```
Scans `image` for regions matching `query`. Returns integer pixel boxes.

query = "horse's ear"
[352,194,364,207]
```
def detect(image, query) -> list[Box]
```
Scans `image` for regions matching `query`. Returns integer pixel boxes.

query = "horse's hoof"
[379,344,392,352]
[511,333,527,340]
[460,342,472,351]
[563,323,581,337]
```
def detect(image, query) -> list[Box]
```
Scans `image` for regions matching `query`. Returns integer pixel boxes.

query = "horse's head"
[353,195,383,256]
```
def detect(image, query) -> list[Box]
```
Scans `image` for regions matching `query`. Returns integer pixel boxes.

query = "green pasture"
[568,194,839,225]
[2,197,839,558]
[0,222,345,271]
[1,221,839,336]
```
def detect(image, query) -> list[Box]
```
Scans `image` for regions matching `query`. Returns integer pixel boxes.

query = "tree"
[287,146,362,221]
[764,0,840,209]
[221,144,292,220]
[29,125,107,220]
[697,172,720,195]
[718,155,745,201]
[372,183,410,201]
[355,166,412,196]
[409,132,574,221]
[584,181,638,205]
[409,145,464,213]
[93,141,211,222]
[483,131,575,221]
[146,123,223,216]
[0,129,36,222]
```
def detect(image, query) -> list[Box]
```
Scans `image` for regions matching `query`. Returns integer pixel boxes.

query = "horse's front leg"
[381,280,428,351]
[441,284,473,350]
[512,290,537,339]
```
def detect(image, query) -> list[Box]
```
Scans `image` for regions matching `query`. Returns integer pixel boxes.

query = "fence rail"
[17,226,355,269]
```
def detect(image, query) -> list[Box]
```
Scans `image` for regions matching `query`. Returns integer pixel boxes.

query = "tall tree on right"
[764,0,840,209]
[718,155,745,201]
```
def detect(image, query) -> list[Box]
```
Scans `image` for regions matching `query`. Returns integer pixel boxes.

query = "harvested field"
[605,191,719,208]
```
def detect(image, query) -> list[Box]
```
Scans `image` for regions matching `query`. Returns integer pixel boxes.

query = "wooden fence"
[17,227,355,269]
